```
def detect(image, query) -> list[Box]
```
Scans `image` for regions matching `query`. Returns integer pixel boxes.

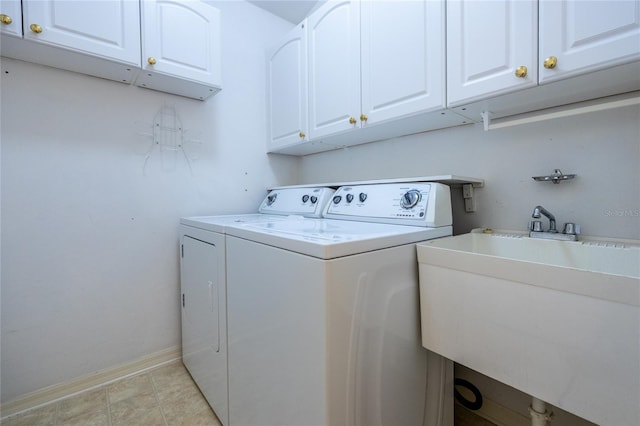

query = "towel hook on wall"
[532,169,576,184]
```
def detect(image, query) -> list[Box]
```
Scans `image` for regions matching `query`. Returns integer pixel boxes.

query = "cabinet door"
[361,0,445,124]
[308,0,361,140]
[539,0,640,83]
[447,0,538,106]
[140,0,221,87]
[0,0,22,38]
[181,235,228,426]
[267,21,308,150]
[21,0,140,65]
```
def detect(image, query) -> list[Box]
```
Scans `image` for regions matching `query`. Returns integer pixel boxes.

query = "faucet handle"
[529,220,543,232]
[563,223,580,235]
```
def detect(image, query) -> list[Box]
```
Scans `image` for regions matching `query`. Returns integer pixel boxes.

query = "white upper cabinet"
[21,0,141,66]
[539,0,640,83]
[307,0,361,140]
[1,0,140,83]
[0,0,23,38]
[361,0,445,123]
[268,0,638,154]
[447,0,640,107]
[269,0,462,155]
[307,0,448,141]
[1,0,222,99]
[267,21,308,150]
[137,0,222,100]
[446,0,538,106]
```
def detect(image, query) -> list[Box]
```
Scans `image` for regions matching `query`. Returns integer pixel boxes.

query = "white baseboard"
[0,345,181,419]
[457,397,530,426]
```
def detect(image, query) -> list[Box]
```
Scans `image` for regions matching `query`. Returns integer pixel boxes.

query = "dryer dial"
[400,189,421,209]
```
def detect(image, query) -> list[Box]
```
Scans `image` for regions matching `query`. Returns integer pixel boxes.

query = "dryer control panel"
[259,187,335,218]
[324,183,452,227]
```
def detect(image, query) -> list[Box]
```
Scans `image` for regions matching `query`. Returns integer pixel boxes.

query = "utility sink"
[417,230,639,426]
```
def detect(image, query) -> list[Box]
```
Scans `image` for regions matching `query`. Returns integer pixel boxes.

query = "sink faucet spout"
[532,205,557,233]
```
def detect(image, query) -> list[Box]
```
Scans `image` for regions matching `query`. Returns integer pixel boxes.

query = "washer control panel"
[324,183,452,227]
[259,187,335,217]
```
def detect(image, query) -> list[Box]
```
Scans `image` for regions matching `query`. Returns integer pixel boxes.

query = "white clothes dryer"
[224,182,455,426]
[178,187,335,426]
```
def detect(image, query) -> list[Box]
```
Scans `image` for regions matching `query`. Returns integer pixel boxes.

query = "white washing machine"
[224,182,455,426]
[178,187,335,426]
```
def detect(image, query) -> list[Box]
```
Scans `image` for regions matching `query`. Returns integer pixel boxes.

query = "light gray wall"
[0,1,299,403]
[299,105,640,240]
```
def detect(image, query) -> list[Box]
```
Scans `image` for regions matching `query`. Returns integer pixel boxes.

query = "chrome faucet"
[528,205,580,241]
[532,205,557,233]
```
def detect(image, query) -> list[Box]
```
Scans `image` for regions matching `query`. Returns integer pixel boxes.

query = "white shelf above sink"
[269,175,485,189]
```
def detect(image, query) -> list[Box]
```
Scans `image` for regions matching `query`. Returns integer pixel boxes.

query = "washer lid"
[226,217,452,259]
[180,187,336,233]
[180,214,289,233]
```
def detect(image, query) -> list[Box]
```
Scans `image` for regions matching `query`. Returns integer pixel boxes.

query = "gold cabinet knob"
[360,114,368,122]
[298,131,306,139]
[543,56,558,69]
[147,57,157,65]
[30,23,43,33]
[515,65,528,78]
[0,14,12,25]
[349,117,357,125]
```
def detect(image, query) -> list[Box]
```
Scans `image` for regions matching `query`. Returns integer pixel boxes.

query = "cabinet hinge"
[181,244,184,258]
[182,293,185,308]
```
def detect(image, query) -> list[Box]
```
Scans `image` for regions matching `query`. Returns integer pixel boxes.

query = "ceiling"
[247,0,322,24]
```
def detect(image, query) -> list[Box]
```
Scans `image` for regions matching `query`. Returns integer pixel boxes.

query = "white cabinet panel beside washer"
[180,228,227,425]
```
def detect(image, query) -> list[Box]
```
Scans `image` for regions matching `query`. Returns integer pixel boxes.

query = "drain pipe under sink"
[529,397,554,426]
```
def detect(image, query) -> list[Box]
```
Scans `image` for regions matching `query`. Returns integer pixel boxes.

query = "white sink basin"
[417,230,639,426]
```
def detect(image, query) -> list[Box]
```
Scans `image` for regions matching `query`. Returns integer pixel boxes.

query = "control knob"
[266,193,277,206]
[346,193,354,203]
[359,192,367,202]
[332,195,342,204]
[302,195,310,203]
[310,196,318,204]
[400,189,421,209]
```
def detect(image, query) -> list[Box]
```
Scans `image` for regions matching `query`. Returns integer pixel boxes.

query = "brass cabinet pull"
[515,65,527,78]
[30,23,43,33]
[543,56,558,69]
[360,114,368,122]
[0,14,12,25]
[348,117,357,125]
[299,131,306,139]
[147,57,157,65]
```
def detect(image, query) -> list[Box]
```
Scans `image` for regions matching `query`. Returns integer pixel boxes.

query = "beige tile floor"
[0,361,220,426]
[2,360,494,426]
[454,406,498,426]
